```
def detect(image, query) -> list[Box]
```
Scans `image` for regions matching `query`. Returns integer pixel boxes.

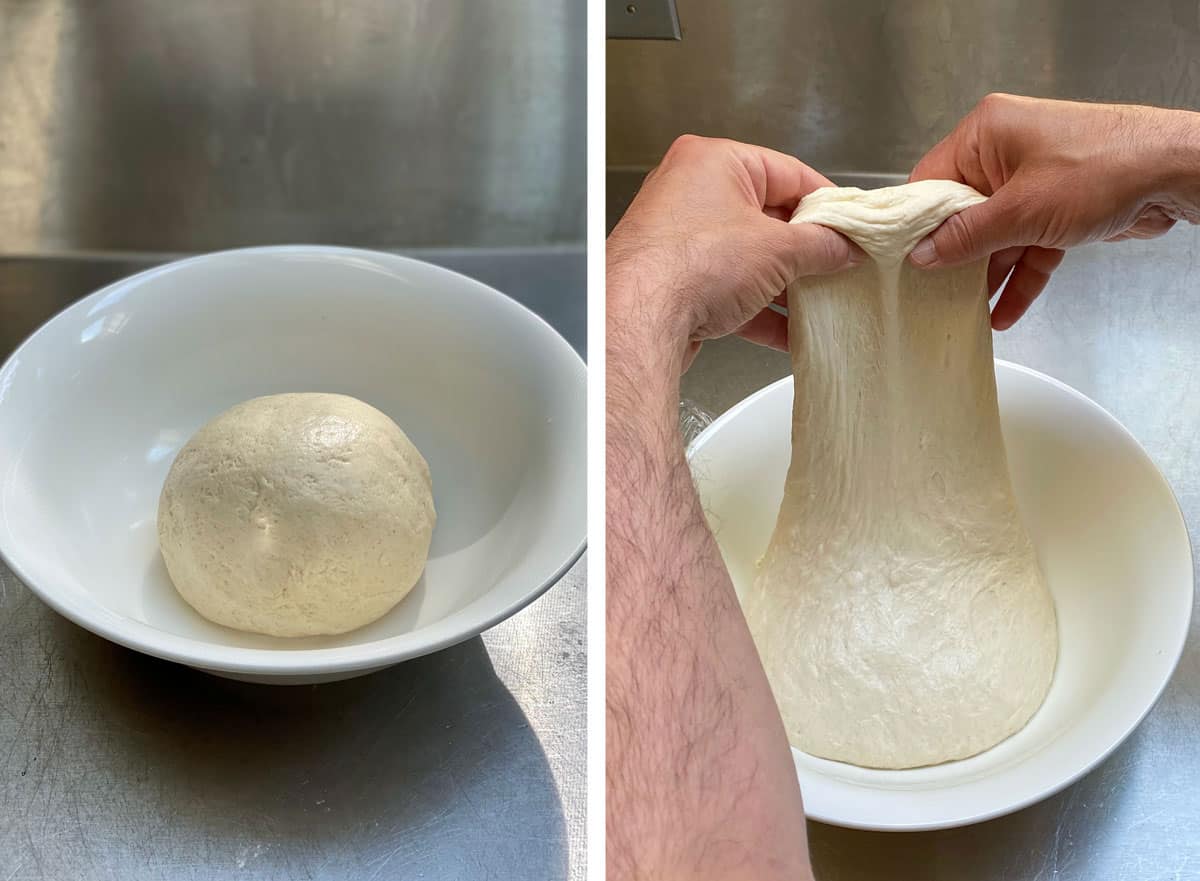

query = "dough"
[743,181,1057,769]
[158,393,435,637]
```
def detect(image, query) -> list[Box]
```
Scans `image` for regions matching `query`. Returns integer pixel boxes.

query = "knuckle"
[666,133,707,159]
[815,231,848,268]
[977,92,1012,114]
[788,226,849,275]
[974,92,1019,130]
[938,213,978,258]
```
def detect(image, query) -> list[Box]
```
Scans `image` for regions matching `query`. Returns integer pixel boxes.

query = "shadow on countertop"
[0,596,567,881]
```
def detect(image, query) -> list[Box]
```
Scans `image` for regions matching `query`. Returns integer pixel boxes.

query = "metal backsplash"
[1,0,585,253]
[608,0,1200,175]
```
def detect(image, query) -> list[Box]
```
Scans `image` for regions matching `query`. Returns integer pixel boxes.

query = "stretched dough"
[743,181,1057,769]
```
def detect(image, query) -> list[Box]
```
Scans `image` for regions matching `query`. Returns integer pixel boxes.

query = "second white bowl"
[688,362,1192,830]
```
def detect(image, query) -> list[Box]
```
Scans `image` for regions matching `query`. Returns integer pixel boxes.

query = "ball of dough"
[157,393,435,637]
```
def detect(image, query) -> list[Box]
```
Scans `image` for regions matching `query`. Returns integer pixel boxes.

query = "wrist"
[606,283,687,460]
[1142,107,1200,220]
[606,249,696,375]
[606,315,683,413]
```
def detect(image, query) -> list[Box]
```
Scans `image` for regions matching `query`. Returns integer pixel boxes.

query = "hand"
[909,93,1200,329]
[607,135,831,881]
[607,135,861,370]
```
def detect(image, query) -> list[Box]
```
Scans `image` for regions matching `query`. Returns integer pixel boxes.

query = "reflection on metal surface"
[0,247,587,359]
[681,224,1200,880]
[0,1,584,251]
[609,0,1200,173]
[0,596,584,881]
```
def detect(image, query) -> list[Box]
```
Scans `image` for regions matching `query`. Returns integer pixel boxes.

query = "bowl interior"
[688,362,1191,830]
[0,247,585,671]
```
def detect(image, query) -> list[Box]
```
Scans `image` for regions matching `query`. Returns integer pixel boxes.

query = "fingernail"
[846,241,868,266]
[910,237,938,267]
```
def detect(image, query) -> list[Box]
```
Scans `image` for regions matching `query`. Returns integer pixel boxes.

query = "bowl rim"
[687,360,1194,830]
[0,244,587,675]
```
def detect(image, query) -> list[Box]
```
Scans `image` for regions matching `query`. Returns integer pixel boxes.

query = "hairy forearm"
[1149,106,1200,222]
[605,304,813,881]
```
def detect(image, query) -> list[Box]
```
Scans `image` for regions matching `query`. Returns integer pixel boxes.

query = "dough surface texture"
[743,181,1057,769]
[158,393,435,637]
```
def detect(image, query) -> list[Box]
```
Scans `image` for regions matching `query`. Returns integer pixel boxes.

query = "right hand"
[908,93,1200,329]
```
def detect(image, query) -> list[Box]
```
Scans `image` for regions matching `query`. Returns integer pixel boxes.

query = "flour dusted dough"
[158,393,435,637]
[744,181,1057,769]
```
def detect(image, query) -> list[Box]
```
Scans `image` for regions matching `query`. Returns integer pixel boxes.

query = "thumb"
[767,220,865,281]
[909,189,1026,268]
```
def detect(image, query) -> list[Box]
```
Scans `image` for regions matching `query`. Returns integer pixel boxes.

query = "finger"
[909,188,1028,268]
[772,291,788,307]
[733,142,836,210]
[990,246,1064,330]
[987,246,1026,297]
[766,220,866,281]
[764,205,792,222]
[735,307,789,351]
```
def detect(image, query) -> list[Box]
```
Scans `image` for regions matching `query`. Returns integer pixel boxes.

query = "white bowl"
[0,246,586,683]
[687,361,1192,830]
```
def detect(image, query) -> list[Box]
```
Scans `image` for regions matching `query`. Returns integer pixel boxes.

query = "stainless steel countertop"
[1,1,585,252]
[0,248,586,881]
[681,230,1200,879]
[608,0,1200,177]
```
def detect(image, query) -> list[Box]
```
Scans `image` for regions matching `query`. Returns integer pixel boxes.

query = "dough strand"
[745,182,1058,769]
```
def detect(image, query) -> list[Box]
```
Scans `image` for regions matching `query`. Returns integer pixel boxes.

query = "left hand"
[607,135,862,371]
